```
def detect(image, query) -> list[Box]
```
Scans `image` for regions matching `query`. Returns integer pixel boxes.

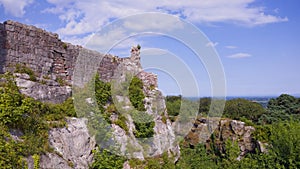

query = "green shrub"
[161,115,167,124]
[95,73,112,112]
[132,111,155,138]
[56,77,66,86]
[133,121,155,138]
[115,114,129,133]
[91,148,125,169]
[224,98,265,122]
[166,95,181,120]
[32,154,40,169]
[15,63,36,81]
[129,76,146,111]
[0,73,79,166]
[267,94,300,114]
[62,43,68,50]
[43,75,51,80]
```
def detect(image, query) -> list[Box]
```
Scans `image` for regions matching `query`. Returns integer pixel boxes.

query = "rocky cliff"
[185,117,263,161]
[0,20,264,168]
[0,20,175,168]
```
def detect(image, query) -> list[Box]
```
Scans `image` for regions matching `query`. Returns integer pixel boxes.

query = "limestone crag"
[14,73,72,103]
[40,118,96,169]
[0,20,173,168]
[185,118,258,160]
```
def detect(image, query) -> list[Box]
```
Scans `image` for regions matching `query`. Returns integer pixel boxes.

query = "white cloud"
[206,41,218,47]
[0,0,33,17]
[225,45,237,49]
[227,53,251,58]
[123,14,184,32]
[44,0,288,37]
[85,28,139,51]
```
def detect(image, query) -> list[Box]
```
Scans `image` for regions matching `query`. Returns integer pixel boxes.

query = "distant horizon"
[164,94,300,98]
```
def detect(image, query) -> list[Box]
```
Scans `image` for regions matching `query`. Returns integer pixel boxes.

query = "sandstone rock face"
[185,118,258,160]
[40,118,96,169]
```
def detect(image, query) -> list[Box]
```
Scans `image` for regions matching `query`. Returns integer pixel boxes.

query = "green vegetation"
[0,72,76,167]
[94,73,129,132]
[62,43,68,50]
[131,110,155,138]
[127,76,155,138]
[32,154,40,169]
[176,122,300,169]
[133,120,155,138]
[224,98,265,122]
[166,95,199,122]
[258,94,300,124]
[95,73,112,111]
[15,63,36,81]
[268,94,300,114]
[166,95,181,122]
[198,97,211,114]
[164,94,300,169]
[128,152,175,169]
[129,76,146,111]
[91,148,125,169]
[56,77,67,86]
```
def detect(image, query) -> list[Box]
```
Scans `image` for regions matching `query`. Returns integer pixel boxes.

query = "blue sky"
[0,0,299,97]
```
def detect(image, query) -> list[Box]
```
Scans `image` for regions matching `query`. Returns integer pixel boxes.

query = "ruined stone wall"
[0,20,79,84]
[0,20,157,101]
[0,21,127,84]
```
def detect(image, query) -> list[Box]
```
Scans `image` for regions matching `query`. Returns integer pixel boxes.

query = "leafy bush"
[91,148,125,169]
[224,98,265,122]
[258,94,300,124]
[199,97,211,114]
[0,73,79,166]
[133,121,155,138]
[267,94,300,114]
[166,95,181,119]
[129,152,175,169]
[33,154,40,169]
[129,76,146,111]
[95,73,112,112]
[15,63,37,81]
[115,115,129,133]
[176,143,217,169]
[131,111,155,138]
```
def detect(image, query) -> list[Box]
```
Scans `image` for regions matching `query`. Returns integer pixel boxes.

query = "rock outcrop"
[185,117,258,160]
[14,73,72,103]
[40,118,96,169]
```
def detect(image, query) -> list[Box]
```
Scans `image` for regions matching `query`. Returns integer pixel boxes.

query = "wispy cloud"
[225,45,237,49]
[206,41,219,47]
[0,0,33,17]
[227,53,251,59]
[42,0,288,37]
